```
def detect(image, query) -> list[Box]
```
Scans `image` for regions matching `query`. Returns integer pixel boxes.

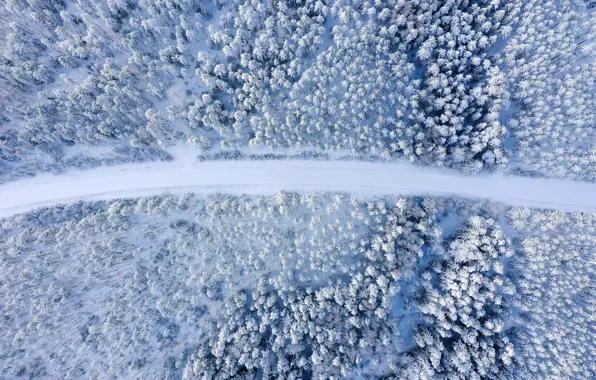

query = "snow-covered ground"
[0,159,594,218]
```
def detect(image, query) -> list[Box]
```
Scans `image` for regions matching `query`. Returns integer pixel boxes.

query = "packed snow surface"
[0,160,594,218]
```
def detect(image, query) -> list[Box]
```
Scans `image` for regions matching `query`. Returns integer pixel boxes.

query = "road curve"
[0,160,594,218]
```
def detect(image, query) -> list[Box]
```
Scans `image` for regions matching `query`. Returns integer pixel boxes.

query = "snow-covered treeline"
[0,0,593,183]
[0,193,593,378]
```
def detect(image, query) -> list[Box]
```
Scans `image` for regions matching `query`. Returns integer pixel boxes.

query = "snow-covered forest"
[0,0,594,183]
[0,193,593,379]
[0,1,594,379]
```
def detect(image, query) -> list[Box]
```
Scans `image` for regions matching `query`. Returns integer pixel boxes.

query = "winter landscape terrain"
[0,0,595,379]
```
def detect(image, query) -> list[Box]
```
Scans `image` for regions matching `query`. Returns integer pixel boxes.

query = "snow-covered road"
[0,160,594,217]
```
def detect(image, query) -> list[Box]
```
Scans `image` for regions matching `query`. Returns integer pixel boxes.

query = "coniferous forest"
[0,1,594,379]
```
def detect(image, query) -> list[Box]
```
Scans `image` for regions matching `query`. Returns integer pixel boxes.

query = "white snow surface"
[0,160,594,217]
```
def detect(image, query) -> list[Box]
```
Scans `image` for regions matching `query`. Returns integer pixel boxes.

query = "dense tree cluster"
[199,0,522,172]
[183,197,441,378]
[499,0,596,181]
[0,193,424,378]
[0,192,593,378]
[0,192,524,379]
[1,0,590,182]
[399,216,516,379]
[508,207,596,378]
[404,1,521,173]
[0,0,211,182]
